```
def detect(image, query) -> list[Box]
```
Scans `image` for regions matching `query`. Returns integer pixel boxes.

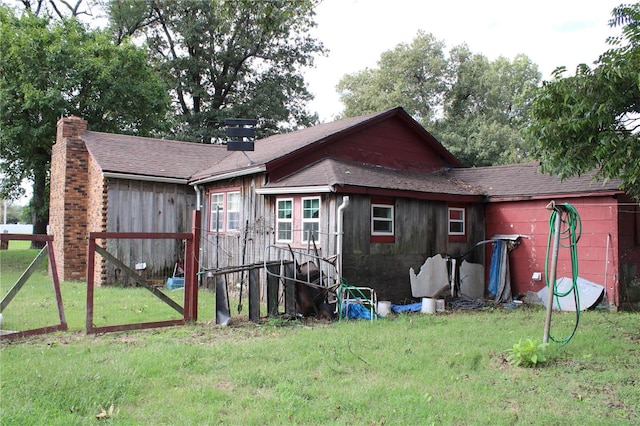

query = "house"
[49,116,225,283]
[49,108,639,309]
[452,163,640,309]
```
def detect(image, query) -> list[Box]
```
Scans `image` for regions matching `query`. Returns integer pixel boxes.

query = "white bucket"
[377,301,392,317]
[421,298,436,314]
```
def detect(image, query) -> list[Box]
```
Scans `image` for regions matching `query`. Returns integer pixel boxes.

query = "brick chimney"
[50,116,89,281]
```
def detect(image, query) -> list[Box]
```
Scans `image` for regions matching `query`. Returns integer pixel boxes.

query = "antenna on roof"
[225,118,256,151]
[225,118,256,165]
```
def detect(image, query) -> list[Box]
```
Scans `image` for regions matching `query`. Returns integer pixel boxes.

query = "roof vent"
[225,118,257,151]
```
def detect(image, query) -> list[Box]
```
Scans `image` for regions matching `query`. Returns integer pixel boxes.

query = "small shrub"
[506,338,549,367]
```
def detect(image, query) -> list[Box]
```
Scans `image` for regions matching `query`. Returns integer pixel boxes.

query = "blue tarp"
[391,302,422,313]
[487,240,512,303]
[341,301,374,320]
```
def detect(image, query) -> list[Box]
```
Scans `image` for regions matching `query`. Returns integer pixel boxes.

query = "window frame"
[371,203,394,237]
[226,191,241,232]
[301,196,321,243]
[448,207,466,236]
[209,192,225,232]
[448,206,467,243]
[276,197,294,243]
[208,190,241,233]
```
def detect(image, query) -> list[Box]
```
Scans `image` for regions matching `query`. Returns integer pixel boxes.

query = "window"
[448,207,465,236]
[276,198,293,242]
[227,191,241,232]
[209,190,241,232]
[210,193,224,232]
[371,204,394,236]
[301,197,320,243]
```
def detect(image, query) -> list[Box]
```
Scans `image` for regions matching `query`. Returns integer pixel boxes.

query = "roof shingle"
[265,158,485,196]
[82,131,228,181]
[449,162,623,199]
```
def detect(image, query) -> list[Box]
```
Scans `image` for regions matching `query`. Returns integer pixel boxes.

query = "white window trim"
[226,191,241,232]
[371,203,394,236]
[209,191,242,233]
[301,196,321,243]
[209,192,224,232]
[448,207,466,236]
[276,198,294,243]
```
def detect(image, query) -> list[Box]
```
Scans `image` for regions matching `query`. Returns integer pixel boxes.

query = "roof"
[263,158,484,197]
[449,162,623,200]
[82,131,228,181]
[190,107,461,183]
[78,111,626,200]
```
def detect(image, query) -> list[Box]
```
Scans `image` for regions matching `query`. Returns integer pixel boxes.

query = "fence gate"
[86,230,198,334]
[0,234,67,340]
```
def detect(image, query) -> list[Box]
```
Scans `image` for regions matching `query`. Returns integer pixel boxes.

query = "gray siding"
[103,179,196,284]
[342,195,485,302]
[199,176,342,285]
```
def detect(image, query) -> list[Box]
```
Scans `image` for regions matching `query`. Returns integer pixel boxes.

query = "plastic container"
[377,301,392,317]
[166,277,185,290]
[421,298,436,314]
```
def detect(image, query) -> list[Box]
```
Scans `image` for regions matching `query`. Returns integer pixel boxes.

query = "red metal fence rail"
[0,234,68,340]
[86,224,199,334]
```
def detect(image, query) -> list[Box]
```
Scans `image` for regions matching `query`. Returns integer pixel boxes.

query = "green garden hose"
[545,202,582,344]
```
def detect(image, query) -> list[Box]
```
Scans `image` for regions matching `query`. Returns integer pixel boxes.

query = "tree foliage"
[336,32,541,167]
[436,47,541,166]
[106,0,326,142]
[527,3,640,199]
[0,6,169,234]
[338,31,447,124]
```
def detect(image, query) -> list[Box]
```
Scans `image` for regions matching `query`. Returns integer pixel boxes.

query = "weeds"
[506,338,549,367]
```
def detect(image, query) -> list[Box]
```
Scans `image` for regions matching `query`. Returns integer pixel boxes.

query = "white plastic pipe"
[336,196,350,280]
[193,184,202,211]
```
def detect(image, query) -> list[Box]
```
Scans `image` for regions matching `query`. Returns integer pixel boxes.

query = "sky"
[9,0,626,205]
[304,0,625,122]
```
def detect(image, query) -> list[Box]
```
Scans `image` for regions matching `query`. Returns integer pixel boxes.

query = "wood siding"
[617,195,640,309]
[103,179,196,284]
[199,176,342,275]
[342,195,485,303]
[269,116,456,182]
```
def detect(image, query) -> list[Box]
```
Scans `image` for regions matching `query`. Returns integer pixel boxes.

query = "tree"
[435,48,541,166]
[527,3,640,199]
[336,32,541,167]
[337,31,447,123]
[1,199,23,224]
[106,0,326,142]
[13,0,96,20]
[0,6,170,237]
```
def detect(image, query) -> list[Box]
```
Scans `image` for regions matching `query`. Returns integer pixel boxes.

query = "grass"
[1,249,639,425]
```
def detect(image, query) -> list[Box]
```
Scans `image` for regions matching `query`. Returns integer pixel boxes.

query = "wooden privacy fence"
[86,229,199,334]
[0,234,68,340]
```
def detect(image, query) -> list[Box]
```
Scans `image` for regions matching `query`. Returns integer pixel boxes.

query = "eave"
[103,172,188,185]
[256,185,334,195]
[486,190,624,203]
[189,165,267,186]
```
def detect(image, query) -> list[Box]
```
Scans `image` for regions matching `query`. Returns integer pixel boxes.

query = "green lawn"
[1,249,639,425]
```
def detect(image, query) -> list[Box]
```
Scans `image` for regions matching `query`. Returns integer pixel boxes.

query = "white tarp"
[537,276,605,311]
[459,261,485,299]
[409,254,450,298]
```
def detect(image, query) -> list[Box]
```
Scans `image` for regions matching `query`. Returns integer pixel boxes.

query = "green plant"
[506,338,549,367]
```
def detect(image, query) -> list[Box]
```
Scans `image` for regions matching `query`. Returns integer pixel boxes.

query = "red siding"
[618,197,640,307]
[270,116,451,181]
[485,197,620,306]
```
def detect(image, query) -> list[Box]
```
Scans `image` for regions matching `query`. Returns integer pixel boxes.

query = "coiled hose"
[545,202,582,344]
